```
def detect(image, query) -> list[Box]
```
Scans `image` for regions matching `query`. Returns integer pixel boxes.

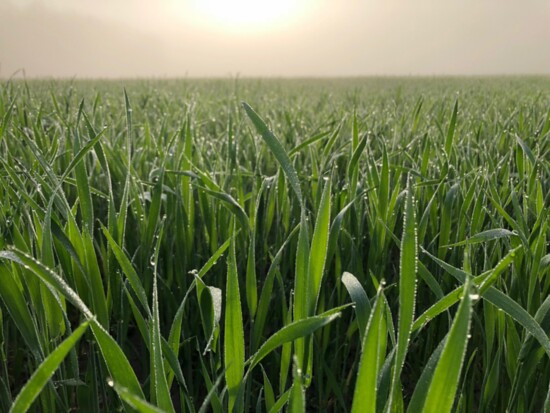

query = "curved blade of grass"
[515,134,536,164]
[242,102,303,207]
[267,389,291,413]
[198,186,250,233]
[0,249,145,398]
[341,271,371,342]
[351,290,386,413]
[412,287,462,332]
[422,247,550,357]
[518,294,550,362]
[87,322,145,399]
[246,312,341,372]
[10,321,90,413]
[195,275,222,354]
[60,127,107,183]
[413,247,518,331]
[288,130,331,157]
[422,279,473,413]
[0,250,94,319]
[111,383,165,413]
[484,288,550,358]
[444,228,517,247]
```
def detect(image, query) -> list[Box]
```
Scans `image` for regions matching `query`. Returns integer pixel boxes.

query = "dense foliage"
[0,77,549,412]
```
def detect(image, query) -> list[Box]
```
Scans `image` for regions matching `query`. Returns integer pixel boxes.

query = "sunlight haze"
[1,0,549,78]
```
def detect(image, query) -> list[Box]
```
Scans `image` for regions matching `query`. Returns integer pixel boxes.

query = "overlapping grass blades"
[1,78,549,412]
[10,321,89,413]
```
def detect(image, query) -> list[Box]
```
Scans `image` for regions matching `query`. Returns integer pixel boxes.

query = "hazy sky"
[1,0,549,78]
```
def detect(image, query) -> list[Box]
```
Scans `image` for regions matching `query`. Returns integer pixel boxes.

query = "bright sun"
[189,0,308,31]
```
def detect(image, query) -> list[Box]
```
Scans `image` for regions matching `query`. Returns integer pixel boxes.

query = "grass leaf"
[10,321,90,413]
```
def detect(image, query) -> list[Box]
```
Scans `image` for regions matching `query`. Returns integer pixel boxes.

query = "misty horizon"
[2,0,550,78]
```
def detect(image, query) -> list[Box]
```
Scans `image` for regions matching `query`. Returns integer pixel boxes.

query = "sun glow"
[188,0,309,31]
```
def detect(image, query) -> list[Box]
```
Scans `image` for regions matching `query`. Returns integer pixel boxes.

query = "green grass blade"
[387,176,417,410]
[242,102,303,207]
[445,99,458,156]
[0,249,145,398]
[423,247,550,356]
[81,230,109,328]
[267,389,291,413]
[195,275,222,353]
[72,130,94,233]
[443,228,517,247]
[198,370,226,413]
[0,99,15,141]
[288,130,331,157]
[101,225,151,317]
[59,126,107,183]
[341,271,371,342]
[10,321,90,413]
[90,323,145,399]
[289,363,305,413]
[0,264,44,359]
[111,383,165,413]
[422,280,473,413]
[293,212,310,369]
[252,225,299,351]
[225,234,245,413]
[245,233,257,318]
[407,337,446,413]
[150,224,175,413]
[198,185,250,233]
[246,312,341,372]
[351,290,386,413]
[308,179,331,314]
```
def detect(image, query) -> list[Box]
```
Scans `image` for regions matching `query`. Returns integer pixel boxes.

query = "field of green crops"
[0,77,549,412]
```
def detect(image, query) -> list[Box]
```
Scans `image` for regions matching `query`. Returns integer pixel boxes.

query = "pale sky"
[1,0,549,78]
